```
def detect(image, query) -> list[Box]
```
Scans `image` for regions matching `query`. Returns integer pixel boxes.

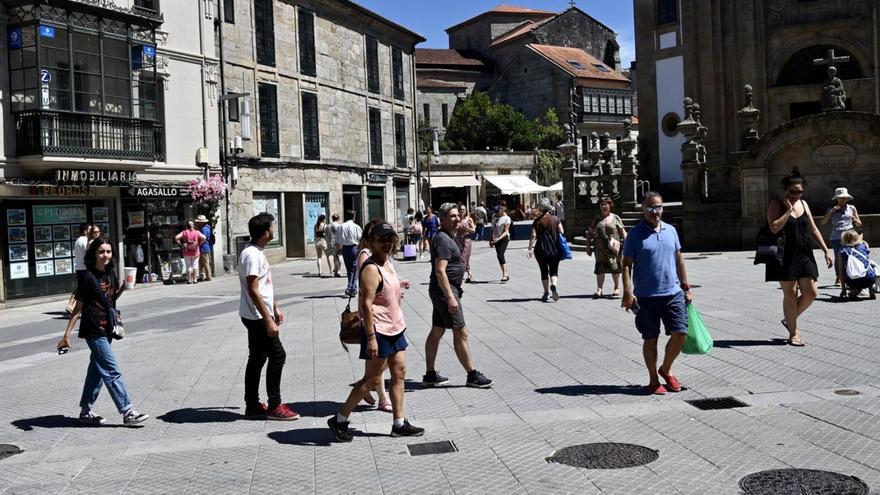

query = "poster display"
[92,207,109,222]
[54,242,72,258]
[127,210,145,228]
[36,261,54,277]
[305,201,325,244]
[54,258,73,275]
[96,223,109,236]
[52,225,70,240]
[9,245,28,262]
[34,243,53,260]
[6,209,26,226]
[34,226,53,242]
[9,262,29,279]
[8,227,27,244]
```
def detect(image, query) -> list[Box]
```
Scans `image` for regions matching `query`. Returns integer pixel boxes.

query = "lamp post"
[417,125,437,209]
[218,91,249,270]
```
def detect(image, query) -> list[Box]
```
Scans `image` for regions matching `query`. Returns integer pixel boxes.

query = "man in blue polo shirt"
[622,192,694,395]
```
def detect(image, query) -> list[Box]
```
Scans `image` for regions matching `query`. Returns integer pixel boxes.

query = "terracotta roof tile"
[528,44,630,83]
[630,115,639,125]
[415,49,488,68]
[417,77,469,89]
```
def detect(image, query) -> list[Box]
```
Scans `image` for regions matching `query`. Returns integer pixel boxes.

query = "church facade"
[634,0,880,248]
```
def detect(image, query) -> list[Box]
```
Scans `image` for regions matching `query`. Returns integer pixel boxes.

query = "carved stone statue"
[821,66,847,111]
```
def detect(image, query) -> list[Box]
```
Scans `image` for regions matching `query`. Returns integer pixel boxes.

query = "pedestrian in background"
[421,207,440,257]
[328,222,423,442]
[587,197,627,298]
[239,213,299,420]
[528,198,564,302]
[473,202,488,241]
[820,187,861,294]
[175,221,205,284]
[554,195,566,233]
[622,192,693,395]
[410,211,424,255]
[456,205,476,283]
[766,168,833,346]
[314,214,330,277]
[328,213,342,277]
[337,210,364,297]
[75,237,149,426]
[195,215,213,282]
[490,207,511,282]
[423,203,493,389]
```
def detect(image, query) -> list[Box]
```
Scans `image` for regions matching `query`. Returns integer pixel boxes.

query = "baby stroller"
[840,245,879,300]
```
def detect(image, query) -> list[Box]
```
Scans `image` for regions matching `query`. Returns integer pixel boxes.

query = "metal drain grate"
[546,443,658,469]
[835,389,861,396]
[739,469,869,495]
[407,440,458,456]
[686,397,750,410]
[0,444,22,461]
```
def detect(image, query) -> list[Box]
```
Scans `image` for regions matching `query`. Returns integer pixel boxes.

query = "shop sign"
[55,169,137,186]
[367,172,389,184]
[8,27,22,49]
[124,186,189,198]
[30,185,96,197]
[32,204,88,225]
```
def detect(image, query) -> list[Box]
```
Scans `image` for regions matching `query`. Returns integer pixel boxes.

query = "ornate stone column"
[617,118,639,208]
[736,84,761,150]
[679,97,703,203]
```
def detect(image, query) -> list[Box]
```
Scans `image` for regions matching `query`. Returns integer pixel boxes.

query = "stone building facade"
[219,0,424,263]
[0,0,221,303]
[634,0,880,248]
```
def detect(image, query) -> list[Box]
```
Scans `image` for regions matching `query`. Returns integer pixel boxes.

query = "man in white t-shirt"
[238,213,299,421]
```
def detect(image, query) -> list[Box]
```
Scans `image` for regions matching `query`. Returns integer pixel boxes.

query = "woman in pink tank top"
[328,222,424,441]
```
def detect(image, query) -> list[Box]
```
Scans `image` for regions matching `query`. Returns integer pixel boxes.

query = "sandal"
[362,393,376,406]
[611,289,621,298]
[377,400,393,413]
[787,335,806,347]
[500,277,509,283]
[593,289,603,299]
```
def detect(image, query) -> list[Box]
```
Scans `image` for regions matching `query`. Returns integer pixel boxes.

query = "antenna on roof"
[569,0,576,7]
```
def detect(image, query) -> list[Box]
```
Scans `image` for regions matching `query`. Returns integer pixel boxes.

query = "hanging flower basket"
[188,175,227,227]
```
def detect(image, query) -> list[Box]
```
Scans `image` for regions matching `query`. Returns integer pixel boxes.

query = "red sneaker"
[658,368,682,392]
[244,403,268,418]
[647,382,668,395]
[266,404,300,421]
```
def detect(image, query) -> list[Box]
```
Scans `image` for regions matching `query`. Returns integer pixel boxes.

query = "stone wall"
[533,9,619,69]
[416,88,466,133]
[490,48,570,121]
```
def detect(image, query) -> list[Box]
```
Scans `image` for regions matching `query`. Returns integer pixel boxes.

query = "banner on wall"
[32,205,87,225]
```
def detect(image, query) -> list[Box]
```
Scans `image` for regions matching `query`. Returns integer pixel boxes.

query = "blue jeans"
[341,245,359,293]
[474,223,485,241]
[80,336,132,414]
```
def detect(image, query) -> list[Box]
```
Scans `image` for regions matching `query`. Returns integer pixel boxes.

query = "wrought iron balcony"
[14,110,163,162]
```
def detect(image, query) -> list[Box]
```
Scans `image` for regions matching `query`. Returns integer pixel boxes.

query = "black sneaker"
[391,420,425,437]
[466,370,493,389]
[123,410,149,426]
[327,416,353,443]
[540,293,549,302]
[78,411,106,426]
[550,285,559,302]
[422,370,450,387]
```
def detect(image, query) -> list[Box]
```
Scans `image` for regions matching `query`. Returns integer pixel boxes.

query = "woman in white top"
[490,207,511,282]
[821,187,862,293]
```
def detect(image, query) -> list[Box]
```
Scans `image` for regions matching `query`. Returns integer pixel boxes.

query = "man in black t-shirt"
[423,203,493,389]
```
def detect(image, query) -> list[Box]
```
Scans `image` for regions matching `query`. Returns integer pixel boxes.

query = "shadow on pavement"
[289,401,370,417]
[486,298,538,303]
[267,427,384,446]
[157,407,241,423]
[534,384,647,396]
[302,294,345,300]
[713,339,787,348]
[12,415,128,430]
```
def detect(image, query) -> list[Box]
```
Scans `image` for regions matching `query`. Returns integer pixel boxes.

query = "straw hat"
[831,188,853,201]
[195,214,209,223]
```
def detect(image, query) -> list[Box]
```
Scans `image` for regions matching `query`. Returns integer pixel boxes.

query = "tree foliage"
[443,92,565,152]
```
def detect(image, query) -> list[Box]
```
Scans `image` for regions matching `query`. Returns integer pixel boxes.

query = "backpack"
[207,226,215,246]
[844,247,871,280]
[537,221,559,259]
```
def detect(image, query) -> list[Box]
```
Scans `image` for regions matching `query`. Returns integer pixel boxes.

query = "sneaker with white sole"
[78,411,106,426]
[123,410,149,426]
[466,370,494,388]
[422,370,450,387]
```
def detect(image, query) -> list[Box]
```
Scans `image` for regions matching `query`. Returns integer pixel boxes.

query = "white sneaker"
[123,410,150,426]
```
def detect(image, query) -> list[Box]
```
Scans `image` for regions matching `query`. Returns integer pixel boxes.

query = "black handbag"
[754,226,784,265]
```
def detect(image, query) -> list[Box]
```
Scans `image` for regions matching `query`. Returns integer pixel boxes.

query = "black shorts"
[430,287,466,329]
[359,327,408,360]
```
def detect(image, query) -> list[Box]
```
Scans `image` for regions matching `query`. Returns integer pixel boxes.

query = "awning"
[548,182,563,192]
[429,175,481,188]
[483,175,548,194]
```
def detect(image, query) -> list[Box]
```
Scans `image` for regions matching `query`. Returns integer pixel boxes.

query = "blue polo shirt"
[199,225,212,254]
[622,220,682,298]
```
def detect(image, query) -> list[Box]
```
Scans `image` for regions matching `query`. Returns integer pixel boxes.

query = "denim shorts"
[359,327,408,360]
[635,291,688,340]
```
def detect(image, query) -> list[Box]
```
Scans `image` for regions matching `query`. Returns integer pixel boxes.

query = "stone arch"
[770,37,869,87]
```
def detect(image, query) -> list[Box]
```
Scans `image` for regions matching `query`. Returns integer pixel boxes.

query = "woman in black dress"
[765,168,833,346]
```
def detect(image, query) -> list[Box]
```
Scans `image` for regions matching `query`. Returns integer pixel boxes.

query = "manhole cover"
[0,444,22,461]
[546,443,658,469]
[407,440,458,456]
[835,389,861,396]
[687,396,750,410]
[739,469,869,495]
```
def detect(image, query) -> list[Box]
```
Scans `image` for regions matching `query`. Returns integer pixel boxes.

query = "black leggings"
[535,254,560,280]
[494,237,510,264]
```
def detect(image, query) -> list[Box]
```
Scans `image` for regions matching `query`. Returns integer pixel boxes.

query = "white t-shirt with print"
[239,243,274,320]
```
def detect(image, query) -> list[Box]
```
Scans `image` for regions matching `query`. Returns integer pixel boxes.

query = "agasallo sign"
[125,186,189,198]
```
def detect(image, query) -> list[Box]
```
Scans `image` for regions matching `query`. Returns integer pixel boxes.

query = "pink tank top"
[359,258,406,336]
[181,229,200,256]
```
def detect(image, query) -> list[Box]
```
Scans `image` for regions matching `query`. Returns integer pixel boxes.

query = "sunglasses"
[787,189,804,196]
[646,205,663,213]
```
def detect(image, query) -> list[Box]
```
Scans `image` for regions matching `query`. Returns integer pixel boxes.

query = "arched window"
[776,45,864,86]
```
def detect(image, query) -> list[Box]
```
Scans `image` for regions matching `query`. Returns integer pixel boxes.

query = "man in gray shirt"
[473,202,488,241]
[423,203,493,389]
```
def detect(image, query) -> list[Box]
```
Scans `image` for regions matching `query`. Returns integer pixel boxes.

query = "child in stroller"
[839,230,878,300]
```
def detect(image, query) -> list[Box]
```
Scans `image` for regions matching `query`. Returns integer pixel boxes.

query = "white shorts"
[184,255,199,271]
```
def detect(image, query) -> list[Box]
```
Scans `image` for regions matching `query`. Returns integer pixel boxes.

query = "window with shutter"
[392,47,404,100]
[224,0,234,23]
[299,8,316,77]
[366,36,380,94]
[255,0,275,66]
[369,108,383,165]
[302,92,320,160]
[441,104,449,127]
[258,83,279,158]
[394,113,406,167]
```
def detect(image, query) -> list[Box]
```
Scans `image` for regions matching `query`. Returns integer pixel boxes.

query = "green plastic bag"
[682,304,713,355]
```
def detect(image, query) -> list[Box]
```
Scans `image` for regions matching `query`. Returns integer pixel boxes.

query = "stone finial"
[678,97,699,143]
[737,84,761,150]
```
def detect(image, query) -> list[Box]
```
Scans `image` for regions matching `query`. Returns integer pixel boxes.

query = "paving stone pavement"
[0,241,878,494]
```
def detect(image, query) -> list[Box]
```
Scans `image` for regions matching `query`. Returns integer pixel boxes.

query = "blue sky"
[356,0,636,67]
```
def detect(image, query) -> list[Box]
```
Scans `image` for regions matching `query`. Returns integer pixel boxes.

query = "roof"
[342,1,426,43]
[490,19,548,47]
[446,4,556,33]
[417,77,469,90]
[528,44,630,83]
[415,48,488,68]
